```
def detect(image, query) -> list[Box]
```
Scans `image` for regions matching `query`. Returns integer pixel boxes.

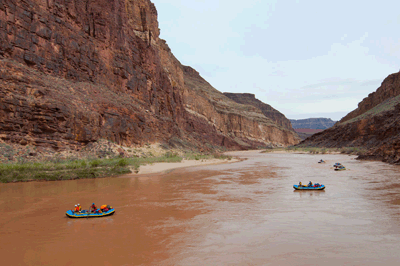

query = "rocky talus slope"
[300,71,400,164]
[0,0,298,154]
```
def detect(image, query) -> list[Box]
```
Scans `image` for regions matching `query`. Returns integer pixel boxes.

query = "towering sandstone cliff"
[0,0,299,151]
[300,71,400,164]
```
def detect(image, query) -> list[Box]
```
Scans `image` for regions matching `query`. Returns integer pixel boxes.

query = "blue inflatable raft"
[293,184,325,190]
[66,209,115,218]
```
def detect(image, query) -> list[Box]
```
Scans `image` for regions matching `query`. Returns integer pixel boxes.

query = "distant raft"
[293,184,325,190]
[66,208,115,218]
[334,167,346,171]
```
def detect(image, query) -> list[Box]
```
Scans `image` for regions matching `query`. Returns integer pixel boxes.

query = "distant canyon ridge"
[290,118,337,130]
[0,0,299,153]
[290,118,337,140]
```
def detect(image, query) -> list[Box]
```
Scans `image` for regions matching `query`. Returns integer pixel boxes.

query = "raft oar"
[87,206,91,218]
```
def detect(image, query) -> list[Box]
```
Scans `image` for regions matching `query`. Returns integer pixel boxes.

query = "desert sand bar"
[136,158,240,174]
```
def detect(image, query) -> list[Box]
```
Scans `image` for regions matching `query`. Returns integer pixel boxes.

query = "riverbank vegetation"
[0,138,235,183]
[263,146,368,156]
[184,152,232,161]
[0,152,232,183]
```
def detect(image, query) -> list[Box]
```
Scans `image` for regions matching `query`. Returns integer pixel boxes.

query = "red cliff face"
[0,0,186,149]
[0,0,298,151]
[300,71,400,164]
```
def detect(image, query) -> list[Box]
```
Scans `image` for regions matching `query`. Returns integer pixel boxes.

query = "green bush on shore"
[183,152,232,161]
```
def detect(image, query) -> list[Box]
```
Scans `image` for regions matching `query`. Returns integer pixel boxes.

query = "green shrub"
[164,151,179,158]
[90,160,101,167]
[116,158,128,167]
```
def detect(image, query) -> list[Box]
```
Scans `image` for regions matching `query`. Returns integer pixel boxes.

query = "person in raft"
[90,203,103,213]
[78,204,82,212]
[299,181,303,187]
[308,181,313,187]
[74,205,79,213]
[90,203,97,213]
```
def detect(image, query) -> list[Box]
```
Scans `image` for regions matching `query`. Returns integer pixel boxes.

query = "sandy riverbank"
[135,158,241,174]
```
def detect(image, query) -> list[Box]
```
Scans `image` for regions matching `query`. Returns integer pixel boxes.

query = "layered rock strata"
[0,0,298,151]
[223,93,295,131]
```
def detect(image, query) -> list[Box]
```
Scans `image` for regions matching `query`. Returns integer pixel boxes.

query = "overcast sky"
[152,0,400,120]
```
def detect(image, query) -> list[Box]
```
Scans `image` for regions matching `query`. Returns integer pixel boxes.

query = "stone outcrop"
[300,71,400,164]
[0,0,298,151]
[290,118,337,129]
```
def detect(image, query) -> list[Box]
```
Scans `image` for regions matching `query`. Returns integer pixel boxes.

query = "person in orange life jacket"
[77,204,82,212]
[74,205,79,212]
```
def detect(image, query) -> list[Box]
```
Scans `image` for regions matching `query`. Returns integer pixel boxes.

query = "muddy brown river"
[1,151,400,265]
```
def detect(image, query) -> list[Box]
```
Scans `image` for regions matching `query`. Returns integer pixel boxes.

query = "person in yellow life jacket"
[78,204,82,212]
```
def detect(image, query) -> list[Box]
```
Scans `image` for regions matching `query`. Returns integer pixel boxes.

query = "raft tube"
[293,185,325,190]
[66,209,115,218]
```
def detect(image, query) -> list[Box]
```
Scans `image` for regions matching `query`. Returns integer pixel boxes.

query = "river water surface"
[1,151,400,265]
